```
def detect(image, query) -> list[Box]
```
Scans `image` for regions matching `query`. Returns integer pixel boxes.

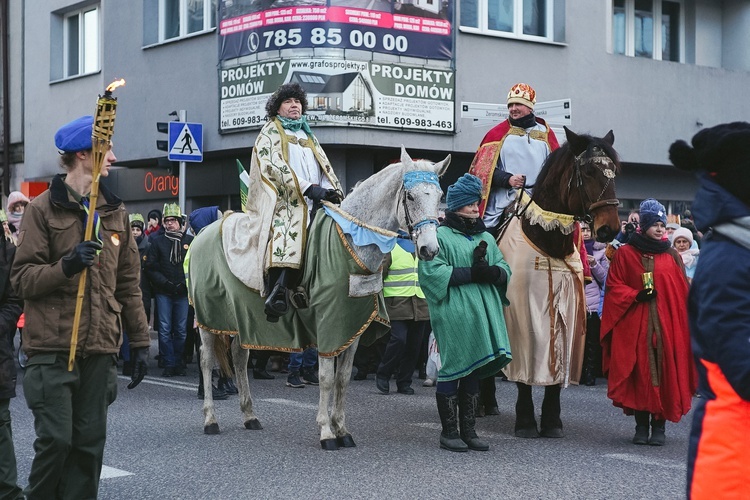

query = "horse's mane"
[534,133,621,191]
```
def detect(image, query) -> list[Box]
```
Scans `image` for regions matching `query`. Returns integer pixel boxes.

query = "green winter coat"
[418,225,512,381]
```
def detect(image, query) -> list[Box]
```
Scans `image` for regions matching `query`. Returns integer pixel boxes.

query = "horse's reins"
[400,170,441,240]
[569,148,620,224]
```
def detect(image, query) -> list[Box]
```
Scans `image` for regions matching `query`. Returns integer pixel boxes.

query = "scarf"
[627,232,671,254]
[509,113,537,130]
[441,211,488,236]
[278,115,313,136]
[678,248,700,269]
[165,230,184,264]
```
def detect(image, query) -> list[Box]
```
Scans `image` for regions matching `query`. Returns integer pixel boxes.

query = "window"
[460,0,560,42]
[159,0,216,42]
[63,6,100,78]
[612,0,682,62]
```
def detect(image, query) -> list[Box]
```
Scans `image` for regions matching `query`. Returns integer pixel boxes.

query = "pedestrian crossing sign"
[168,122,203,162]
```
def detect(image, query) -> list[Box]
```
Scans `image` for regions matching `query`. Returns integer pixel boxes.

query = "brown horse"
[497,126,621,438]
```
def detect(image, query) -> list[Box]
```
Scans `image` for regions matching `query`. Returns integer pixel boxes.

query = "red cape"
[600,243,696,422]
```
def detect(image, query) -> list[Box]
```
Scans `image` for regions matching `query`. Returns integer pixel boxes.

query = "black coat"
[145,231,193,297]
[0,237,24,400]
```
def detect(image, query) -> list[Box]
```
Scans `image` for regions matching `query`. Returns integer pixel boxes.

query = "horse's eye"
[407,192,415,201]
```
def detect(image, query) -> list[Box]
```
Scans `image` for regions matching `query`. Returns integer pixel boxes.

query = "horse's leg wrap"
[514,382,539,438]
[458,390,489,451]
[540,384,564,438]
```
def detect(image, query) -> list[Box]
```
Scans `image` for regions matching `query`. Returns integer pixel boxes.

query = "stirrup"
[290,286,309,309]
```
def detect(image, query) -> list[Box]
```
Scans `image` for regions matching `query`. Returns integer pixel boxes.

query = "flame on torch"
[106,78,126,92]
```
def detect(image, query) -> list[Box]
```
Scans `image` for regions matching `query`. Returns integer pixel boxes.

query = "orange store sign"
[144,172,179,196]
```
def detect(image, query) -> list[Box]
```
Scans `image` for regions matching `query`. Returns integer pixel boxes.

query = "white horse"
[189,147,450,450]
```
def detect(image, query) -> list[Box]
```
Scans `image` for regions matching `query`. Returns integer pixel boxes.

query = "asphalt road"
[7,348,693,499]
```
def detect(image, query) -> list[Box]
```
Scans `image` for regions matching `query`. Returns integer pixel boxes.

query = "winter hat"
[638,198,667,231]
[669,121,750,205]
[54,115,94,152]
[666,222,680,231]
[7,191,29,213]
[265,82,308,118]
[446,174,483,212]
[672,227,693,247]
[147,209,162,224]
[507,83,536,110]
[189,206,221,234]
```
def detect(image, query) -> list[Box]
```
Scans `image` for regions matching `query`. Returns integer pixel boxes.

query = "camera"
[624,222,638,233]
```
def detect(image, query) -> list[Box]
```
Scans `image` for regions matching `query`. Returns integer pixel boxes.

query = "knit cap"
[672,227,694,247]
[446,174,483,212]
[638,198,667,231]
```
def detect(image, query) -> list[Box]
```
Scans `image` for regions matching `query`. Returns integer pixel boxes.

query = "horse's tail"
[213,335,234,378]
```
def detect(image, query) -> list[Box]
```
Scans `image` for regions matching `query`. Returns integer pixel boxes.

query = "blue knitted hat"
[54,115,94,152]
[446,174,483,212]
[639,198,667,231]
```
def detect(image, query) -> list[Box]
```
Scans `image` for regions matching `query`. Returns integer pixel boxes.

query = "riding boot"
[540,384,564,438]
[436,392,468,452]
[633,411,650,445]
[479,375,500,417]
[514,382,539,438]
[649,416,666,446]
[264,268,290,322]
[581,317,599,386]
[458,390,490,451]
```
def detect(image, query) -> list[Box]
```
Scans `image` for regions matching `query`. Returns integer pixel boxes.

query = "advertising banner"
[219,0,453,60]
[219,58,455,133]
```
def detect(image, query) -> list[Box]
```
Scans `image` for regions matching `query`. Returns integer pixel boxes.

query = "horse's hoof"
[320,438,339,451]
[540,427,564,438]
[244,419,263,430]
[514,427,540,439]
[204,423,220,435]
[336,434,356,448]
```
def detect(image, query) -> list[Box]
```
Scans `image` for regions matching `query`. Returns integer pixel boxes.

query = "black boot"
[264,269,290,322]
[633,411,650,445]
[218,376,238,395]
[479,376,500,417]
[581,318,599,386]
[649,416,666,446]
[514,382,539,438]
[540,384,564,438]
[459,391,489,451]
[436,393,468,452]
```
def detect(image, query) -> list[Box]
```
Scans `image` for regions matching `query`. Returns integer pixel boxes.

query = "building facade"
[6,0,750,218]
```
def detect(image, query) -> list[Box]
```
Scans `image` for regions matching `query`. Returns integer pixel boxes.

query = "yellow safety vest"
[383,244,425,298]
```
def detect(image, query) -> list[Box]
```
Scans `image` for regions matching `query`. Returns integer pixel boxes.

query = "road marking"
[411,422,514,439]
[101,465,134,479]
[260,398,318,410]
[604,453,686,470]
[118,375,196,391]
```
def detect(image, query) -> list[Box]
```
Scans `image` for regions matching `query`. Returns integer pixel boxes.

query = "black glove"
[323,189,343,204]
[61,240,103,278]
[473,240,488,265]
[127,347,149,389]
[304,185,329,203]
[635,288,658,302]
[472,265,506,285]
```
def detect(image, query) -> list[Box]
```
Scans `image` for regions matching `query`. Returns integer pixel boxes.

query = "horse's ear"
[400,145,414,168]
[564,126,588,155]
[433,154,451,177]
[603,130,615,146]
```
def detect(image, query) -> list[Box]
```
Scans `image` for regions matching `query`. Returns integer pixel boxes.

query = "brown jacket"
[11,175,149,358]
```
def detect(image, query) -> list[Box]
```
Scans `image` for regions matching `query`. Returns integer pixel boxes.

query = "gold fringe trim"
[322,201,399,238]
[519,191,577,234]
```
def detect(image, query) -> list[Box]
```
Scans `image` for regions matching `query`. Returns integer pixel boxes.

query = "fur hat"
[446,174,483,212]
[669,121,750,205]
[55,115,94,152]
[265,83,308,118]
[507,83,536,111]
[672,227,694,247]
[639,198,667,231]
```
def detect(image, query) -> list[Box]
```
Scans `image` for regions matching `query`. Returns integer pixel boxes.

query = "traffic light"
[157,113,179,176]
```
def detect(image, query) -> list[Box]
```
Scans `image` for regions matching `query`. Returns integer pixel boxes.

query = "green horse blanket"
[188,211,390,357]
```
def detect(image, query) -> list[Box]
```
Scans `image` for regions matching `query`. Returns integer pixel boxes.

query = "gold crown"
[507,83,536,110]
[163,203,182,219]
[129,213,145,226]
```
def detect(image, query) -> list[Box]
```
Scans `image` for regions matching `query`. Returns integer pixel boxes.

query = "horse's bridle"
[400,170,441,239]
[569,148,620,224]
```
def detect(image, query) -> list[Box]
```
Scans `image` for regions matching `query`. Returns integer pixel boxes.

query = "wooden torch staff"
[68,79,125,371]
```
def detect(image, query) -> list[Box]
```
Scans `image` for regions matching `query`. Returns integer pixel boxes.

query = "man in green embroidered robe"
[249,83,343,321]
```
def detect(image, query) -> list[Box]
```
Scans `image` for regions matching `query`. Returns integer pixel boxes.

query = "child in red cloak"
[600,198,696,446]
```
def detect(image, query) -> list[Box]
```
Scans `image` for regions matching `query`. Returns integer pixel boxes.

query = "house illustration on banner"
[289,72,374,117]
